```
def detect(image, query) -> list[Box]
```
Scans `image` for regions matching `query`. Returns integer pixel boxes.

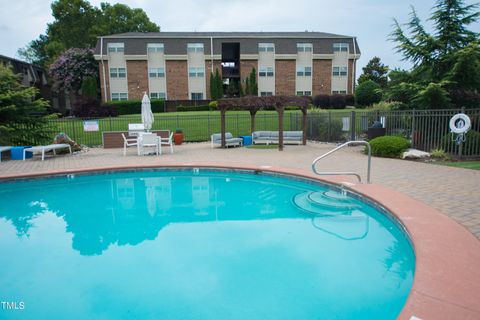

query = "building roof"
[99,31,356,39]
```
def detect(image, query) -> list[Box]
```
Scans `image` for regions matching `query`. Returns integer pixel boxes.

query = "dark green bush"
[329,94,346,109]
[176,105,210,112]
[104,99,165,115]
[369,135,410,158]
[355,80,382,107]
[313,94,330,108]
[74,97,117,117]
[345,94,355,106]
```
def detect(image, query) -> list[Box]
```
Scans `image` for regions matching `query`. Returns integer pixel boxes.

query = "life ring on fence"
[449,113,471,134]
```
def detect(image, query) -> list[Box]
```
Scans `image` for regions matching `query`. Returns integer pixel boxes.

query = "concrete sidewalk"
[1,142,479,238]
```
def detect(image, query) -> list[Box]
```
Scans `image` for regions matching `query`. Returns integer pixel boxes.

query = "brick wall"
[205,60,222,99]
[127,60,148,100]
[347,59,355,94]
[166,60,189,100]
[240,60,258,92]
[312,60,332,95]
[275,60,296,96]
[98,61,110,102]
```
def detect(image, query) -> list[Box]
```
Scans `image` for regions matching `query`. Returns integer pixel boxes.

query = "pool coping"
[1,162,479,320]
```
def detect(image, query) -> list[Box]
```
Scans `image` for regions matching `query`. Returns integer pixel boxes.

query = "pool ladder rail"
[311,141,371,184]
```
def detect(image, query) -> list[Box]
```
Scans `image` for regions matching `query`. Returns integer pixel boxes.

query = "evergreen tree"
[0,65,55,145]
[358,57,389,88]
[389,0,480,108]
[215,69,223,99]
[210,72,217,100]
[245,77,250,95]
[249,68,258,96]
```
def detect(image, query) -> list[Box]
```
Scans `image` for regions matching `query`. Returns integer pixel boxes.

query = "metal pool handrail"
[311,141,371,184]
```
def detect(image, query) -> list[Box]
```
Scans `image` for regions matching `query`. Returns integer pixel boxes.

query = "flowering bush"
[49,48,98,93]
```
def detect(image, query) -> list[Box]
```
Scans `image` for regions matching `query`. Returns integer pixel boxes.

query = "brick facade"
[240,60,258,92]
[126,61,148,100]
[312,60,332,95]
[275,60,296,96]
[98,61,110,102]
[166,60,189,100]
[205,60,222,99]
[347,59,355,94]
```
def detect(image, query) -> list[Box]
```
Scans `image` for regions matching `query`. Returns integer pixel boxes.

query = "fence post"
[109,116,113,131]
[207,113,211,136]
[71,119,77,142]
[350,111,356,141]
[458,107,465,159]
[411,109,416,148]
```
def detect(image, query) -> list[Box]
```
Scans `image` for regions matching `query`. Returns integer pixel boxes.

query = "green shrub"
[329,94,347,109]
[176,105,210,112]
[369,135,410,158]
[313,94,330,108]
[355,80,382,107]
[430,148,451,160]
[104,99,165,115]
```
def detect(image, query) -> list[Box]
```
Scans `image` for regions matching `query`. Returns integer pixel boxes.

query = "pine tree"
[249,68,258,96]
[215,69,223,99]
[0,65,55,145]
[357,57,389,88]
[210,71,217,100]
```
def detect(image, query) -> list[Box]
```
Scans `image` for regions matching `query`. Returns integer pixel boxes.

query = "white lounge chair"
[160,131,174,154]
[122,133,138,156]
[23,144,72,161]
[0,146,12,162]
[138,133,161,156]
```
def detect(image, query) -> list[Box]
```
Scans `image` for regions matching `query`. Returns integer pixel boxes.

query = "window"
[109,68,126,78]
[296,91,312,96]
[187,43,204,53]
[191,92,204,100]
[332,66,348,76]
[332,90,347,94]
[296,66,312,77]
[147,43,164,53]
[260,91,273,97]
[150,92,166,100]
[111,93,128,101]
[188,67,205,77]
[259,67,274,77]
[149,68,165,78]
[297,43,312,52]
[258,43,275,52]
[333,43,348,52]
[108,43,124,53]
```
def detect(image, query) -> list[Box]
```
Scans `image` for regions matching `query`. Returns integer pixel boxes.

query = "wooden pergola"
[217,96,309,151]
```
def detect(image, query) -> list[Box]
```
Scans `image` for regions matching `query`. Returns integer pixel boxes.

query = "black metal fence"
[48,108,480,156]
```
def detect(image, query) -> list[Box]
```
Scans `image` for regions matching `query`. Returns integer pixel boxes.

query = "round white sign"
[449,113,471,134]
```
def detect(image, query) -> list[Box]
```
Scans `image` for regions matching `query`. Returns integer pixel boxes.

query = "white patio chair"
[122,133,138,156]
[138,133,161,156]
[160,131,174,154]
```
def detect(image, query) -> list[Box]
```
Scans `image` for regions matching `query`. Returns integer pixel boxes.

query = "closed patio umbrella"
[141,92,154,131]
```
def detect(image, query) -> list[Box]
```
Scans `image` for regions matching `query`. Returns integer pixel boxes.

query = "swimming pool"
[0,169,415,319]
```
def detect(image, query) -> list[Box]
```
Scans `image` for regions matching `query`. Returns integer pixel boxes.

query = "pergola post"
[249,109,257,133]
[220,108,226,148]
[301,107,307,145]
[277,106,285,151]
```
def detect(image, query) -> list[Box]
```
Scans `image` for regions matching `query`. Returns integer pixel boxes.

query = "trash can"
[240,135,252,146]
[11,146,32,160]
[367,121,386,140]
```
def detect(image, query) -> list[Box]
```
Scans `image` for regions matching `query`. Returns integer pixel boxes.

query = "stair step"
[307,191,360,210]
[293,191,359,215]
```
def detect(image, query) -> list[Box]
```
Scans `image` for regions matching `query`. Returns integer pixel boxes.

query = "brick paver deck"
[1,142,479,238]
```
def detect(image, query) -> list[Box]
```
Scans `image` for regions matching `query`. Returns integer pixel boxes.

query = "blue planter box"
[11,146,32,160]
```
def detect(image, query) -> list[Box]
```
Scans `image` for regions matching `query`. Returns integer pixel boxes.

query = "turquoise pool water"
[0,170,415,319]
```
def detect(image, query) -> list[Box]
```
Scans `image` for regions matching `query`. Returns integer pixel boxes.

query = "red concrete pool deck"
[1,160,479,319]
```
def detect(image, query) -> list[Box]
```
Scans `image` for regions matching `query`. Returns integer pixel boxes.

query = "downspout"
[100,37,108,102]
[210,36,214,73]
[352,37,357,94]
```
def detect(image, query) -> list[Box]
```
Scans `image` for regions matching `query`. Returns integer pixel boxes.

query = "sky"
[0,0,479,74]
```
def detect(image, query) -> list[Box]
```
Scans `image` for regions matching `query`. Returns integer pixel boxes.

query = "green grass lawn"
[434,161,480,170]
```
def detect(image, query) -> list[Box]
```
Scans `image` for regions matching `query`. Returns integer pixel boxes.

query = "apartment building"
[93,32,360,102]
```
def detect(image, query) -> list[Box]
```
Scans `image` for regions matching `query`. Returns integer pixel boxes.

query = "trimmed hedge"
[73,97,117,117]
[104,99,166,115]
[313,94,347,109]
[176,105,211,112]
[369,135,410,158]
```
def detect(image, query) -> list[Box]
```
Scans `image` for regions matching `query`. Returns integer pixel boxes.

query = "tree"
[81,76,98,98]
[245,77,250,95]
[49,48,98,94]
[0,65,55,145]
[355,80,382,107]
[18,0,160,67]
[209,72,217,100]
[249,68,258,96]
[358,57,389,88]
[389,0,480,109]
[413,82,451,109]
[215,69,223,99]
